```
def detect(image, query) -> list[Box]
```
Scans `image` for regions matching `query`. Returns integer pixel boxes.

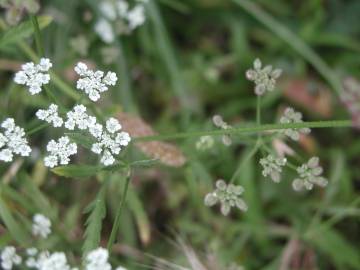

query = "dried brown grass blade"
[118,112,186,167]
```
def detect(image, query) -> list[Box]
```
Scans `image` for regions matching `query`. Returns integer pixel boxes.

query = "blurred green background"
[0,0,360,269]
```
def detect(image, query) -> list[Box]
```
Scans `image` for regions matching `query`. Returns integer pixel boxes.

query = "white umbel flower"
[127,5,146,30]
[246,58,282,96]
[85,247,111,270]
[32,214,52,239]
[38,252,71,270]
[94,19,115,44]
[196,135,214,151]
[36,104,63,127]
[74,62,118,101]
[292,157,328,191]
[91,118,131,166]
[280,107,311,141]
[259,154,287,183]
[0,118,31,162]
[14,58,52,95]
[65,104,91,130]
[212,115,232,146]
[44,136,77,168]
[99,1,117,21]
[204,179,247,216]
[1,246,22,270]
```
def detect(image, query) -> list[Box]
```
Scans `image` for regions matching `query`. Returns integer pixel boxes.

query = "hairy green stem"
[135,120,352,142]
[107,174,131,251]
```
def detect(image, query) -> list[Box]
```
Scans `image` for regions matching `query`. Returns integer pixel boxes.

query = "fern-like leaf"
[82,182,107,254]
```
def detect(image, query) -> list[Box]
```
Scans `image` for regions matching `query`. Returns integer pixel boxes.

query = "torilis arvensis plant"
[0,6,355,270]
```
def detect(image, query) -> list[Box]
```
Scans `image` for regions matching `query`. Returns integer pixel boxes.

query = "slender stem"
[230,140,261,183]
[135,120,352,142]
[256,95,261,126]
[26,122,49,135]
[107,174,131,251]
[30,15,44,56]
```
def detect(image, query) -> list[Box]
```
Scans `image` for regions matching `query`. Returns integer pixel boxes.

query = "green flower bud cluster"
[280,107,311,141]
[292,157,328,191]
[246,58,282,96]
[204,179,247,216]
[260,154,287,183]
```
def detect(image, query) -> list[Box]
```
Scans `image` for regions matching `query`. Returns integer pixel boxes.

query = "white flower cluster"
[65,104,91,130]
[2,244,127,269]
[14,58,52,95]
[212,115,232,146]
[39,103,131,167]
[292,157,328,191]
[36,104,63,128]
[246,58,282,96]
[196,135,215,151]
[32,214,52,239]
[85,247,127,270]
[1,246,22,270]
[85,247,111,270]
[0,118,31,162]
[75,62,118,102]
[91,118,131,166]
[44,136,77,168]
[95,0,148,43]
[259,154,287,183]
[280,107,311,141]
[204,179,247,216]
[38,252,72,270]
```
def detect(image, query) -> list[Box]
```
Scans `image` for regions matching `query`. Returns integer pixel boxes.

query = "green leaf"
[20,174,57,219]
[0,16,52,49]
[0,192,29,244]
[52,165,102,178]
[82,183,107,254]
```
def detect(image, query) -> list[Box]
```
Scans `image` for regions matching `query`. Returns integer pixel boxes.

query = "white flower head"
[127,4,146,30]
[212,115,232,146]
[115,267,128,270]
[91,118,131,166]
[259,154,287,183]
[0,118,32,162]
[44,136,77,168]
[36,104,63,127]
[1,246,22,270]
[196,135,215,151]
[32,214,52,239]
[99,1,117,21]
[65,104,91,130]
[38,252,71,270]
[204,179,247,216]
[246,58,282,96]
[280,107,311,141]
[106,117,122,133]
[74,62,118,101]
[85,247,111,270]
[94,19,115,44]
[292,157,328,191]
[14,58,52,95]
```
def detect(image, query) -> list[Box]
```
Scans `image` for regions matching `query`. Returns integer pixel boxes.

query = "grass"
[0,0,360,269]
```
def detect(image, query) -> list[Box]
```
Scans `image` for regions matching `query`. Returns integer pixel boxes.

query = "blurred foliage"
[0,0,360,269]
